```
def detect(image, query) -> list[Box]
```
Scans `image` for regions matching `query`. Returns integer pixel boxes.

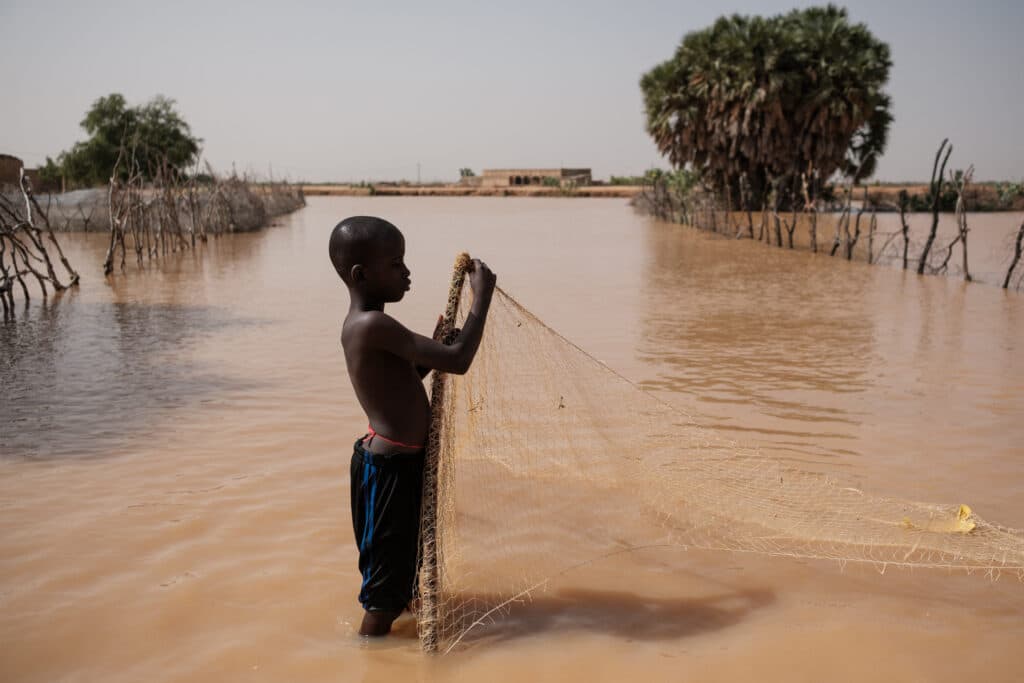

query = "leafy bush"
[48,94,201,188]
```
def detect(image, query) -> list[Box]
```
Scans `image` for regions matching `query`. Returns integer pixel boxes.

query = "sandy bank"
[301,184,643,198]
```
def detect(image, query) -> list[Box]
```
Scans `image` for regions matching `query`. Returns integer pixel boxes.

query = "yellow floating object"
[902,504,976,534]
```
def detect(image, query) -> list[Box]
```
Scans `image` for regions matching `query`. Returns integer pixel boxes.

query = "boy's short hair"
[329,216,402,284]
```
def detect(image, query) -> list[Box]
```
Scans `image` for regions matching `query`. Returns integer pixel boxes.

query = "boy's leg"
[350,443,424,636]
[359,609,403,636]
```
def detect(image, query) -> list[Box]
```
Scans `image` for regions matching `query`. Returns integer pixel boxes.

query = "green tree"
[38,156,63,187]
[458,168,475,177]
[55,94,201,187]
[640,5,892,207]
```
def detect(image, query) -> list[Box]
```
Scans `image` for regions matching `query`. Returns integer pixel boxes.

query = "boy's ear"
[350,264,365,283]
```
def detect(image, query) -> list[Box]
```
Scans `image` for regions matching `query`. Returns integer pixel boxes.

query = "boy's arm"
[369,260,496,375]
[415,315,456,379]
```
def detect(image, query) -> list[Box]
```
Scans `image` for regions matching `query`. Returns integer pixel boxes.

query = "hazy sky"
[2,0,1021,182]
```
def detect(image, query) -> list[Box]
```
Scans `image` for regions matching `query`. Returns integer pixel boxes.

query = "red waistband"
[366,425,424,450]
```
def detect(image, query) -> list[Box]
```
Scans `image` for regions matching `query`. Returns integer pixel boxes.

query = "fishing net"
[416,254,1024,653]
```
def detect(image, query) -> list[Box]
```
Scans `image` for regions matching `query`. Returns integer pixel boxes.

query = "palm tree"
[641,5,892,208]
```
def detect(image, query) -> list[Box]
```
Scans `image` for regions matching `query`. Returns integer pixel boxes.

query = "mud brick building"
[478,168,592,188]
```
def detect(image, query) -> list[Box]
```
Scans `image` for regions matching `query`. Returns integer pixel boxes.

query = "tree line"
[635,5,1023,290]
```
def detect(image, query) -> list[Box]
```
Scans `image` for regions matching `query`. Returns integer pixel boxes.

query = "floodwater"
[1,197,1022,682]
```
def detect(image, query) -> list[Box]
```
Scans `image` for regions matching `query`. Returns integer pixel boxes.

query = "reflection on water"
[637,214,1023,507]
[1,300,264,459]
[638,221,875,463]
[0,197,1022,682]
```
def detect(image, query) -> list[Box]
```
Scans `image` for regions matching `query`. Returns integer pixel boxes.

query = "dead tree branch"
[917,138,953,274]
[867,203,878,265]
[0,169,79,318]
[1004,220,1024,290]
[935,165,973,280]
[801,169,818,254]
[103,146,303,276]
[739,173,754,239]
[846,186,869,260]
[898,190,911,270]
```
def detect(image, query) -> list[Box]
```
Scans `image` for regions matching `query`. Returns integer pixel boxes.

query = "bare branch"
[917,139,952,274]
[0,167,78,315]
[1004,220,1024,290]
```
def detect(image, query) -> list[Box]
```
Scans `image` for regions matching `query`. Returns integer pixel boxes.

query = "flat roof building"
[479,168,592,188]
[0,154,51,192]
[0,154,24,187]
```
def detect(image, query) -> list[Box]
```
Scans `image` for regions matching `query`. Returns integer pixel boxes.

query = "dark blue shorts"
[350,438,425,612]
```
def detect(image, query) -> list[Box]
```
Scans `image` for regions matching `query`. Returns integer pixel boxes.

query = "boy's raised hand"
[378,259,495,377]
[468,259,497,297]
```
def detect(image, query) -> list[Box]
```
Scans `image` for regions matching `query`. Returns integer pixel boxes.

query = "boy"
[328,215,496,636]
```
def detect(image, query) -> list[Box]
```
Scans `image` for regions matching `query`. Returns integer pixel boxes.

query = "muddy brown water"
[1,197,1022,681]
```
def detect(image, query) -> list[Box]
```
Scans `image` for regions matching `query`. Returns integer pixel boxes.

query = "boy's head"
[329,216,410,302]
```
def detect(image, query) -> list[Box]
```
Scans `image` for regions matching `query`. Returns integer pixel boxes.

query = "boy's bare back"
[342,308,433,451]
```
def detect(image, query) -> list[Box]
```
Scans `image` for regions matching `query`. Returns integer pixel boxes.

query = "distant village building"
[478,168,592,188]
[0,153,47,191]
[0,153,23,187]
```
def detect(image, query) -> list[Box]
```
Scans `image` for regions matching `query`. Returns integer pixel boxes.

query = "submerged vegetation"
[2,92,304,318]
[101,155,304,276]
[0,173,80,320]
[1,158,304,319]
[635,139,1024,290]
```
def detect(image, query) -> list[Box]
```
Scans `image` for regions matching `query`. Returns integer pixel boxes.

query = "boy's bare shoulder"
[342,310,408,350]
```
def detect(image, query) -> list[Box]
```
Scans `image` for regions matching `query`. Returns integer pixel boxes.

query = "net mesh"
[416,255,1024,653]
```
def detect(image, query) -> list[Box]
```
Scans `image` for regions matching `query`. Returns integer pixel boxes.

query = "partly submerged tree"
[48,94,201,187]
[640,5,892,207]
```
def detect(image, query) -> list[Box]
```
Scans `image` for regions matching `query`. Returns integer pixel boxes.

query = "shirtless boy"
[328,215,496,636]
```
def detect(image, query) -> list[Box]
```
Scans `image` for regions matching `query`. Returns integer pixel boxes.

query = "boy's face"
[361,233,410,303]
